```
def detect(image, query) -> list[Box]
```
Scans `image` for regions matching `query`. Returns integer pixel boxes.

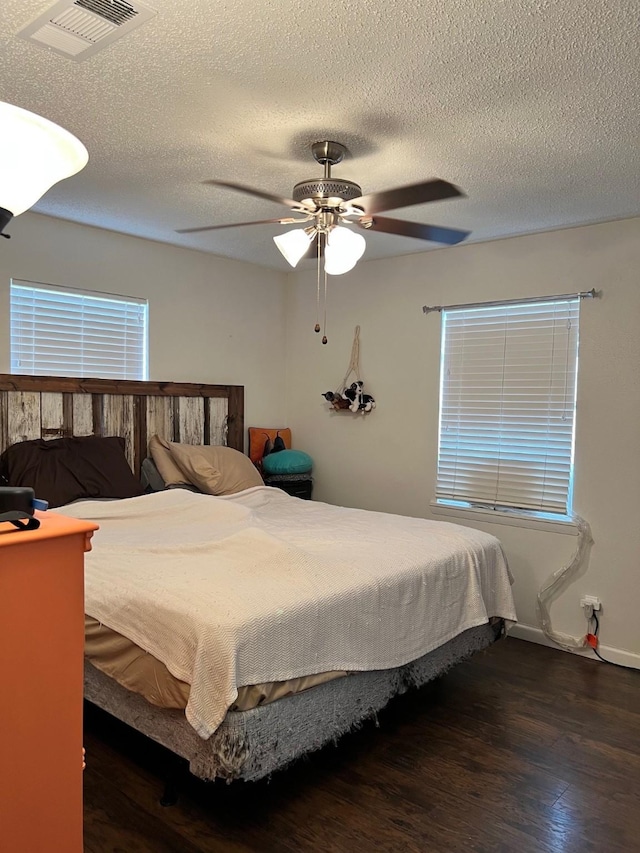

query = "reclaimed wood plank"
[7,391,41,446]
[40,392,65,439]
[203,396,210,446]
[208,397,229,446]
[72,394,94,436]
[133,397,147,478]
[103,395,135,468]
[171,398,180,442]
[146,396,173,447]
[0,392,8,452]
[178,397,205,446]
[92,395,103,436]
[62,393,73,437]
[227,386,244,451]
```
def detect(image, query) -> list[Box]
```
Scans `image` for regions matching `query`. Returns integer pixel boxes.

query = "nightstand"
[264,476,313,499]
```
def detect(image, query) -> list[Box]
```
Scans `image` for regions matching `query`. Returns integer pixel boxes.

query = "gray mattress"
[84,620,502,782]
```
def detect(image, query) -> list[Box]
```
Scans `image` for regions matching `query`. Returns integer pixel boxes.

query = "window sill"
[429,500,579,536]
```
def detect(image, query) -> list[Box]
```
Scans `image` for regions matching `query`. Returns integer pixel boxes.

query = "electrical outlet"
[580,595,601,611]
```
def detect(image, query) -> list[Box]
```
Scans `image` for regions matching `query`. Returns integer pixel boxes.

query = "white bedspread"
[61,488,516,739]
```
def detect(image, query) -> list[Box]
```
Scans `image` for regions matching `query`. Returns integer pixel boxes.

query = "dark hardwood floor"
[83,638,640,852]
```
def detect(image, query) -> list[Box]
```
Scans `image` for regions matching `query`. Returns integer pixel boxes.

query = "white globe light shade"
[273,229,313,267]
[0,101,88,220]
[324,226,366,275]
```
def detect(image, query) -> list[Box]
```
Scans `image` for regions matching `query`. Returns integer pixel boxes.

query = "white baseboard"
[508,623,640,670]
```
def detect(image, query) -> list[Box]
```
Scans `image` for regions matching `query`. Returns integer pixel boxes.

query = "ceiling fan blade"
[176,217,304,235]
[203,180,301,210]
[357,216,470,245]
[351,179,463,215]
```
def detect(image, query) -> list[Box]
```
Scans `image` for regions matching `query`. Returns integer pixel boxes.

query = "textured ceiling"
[1,0,638,270]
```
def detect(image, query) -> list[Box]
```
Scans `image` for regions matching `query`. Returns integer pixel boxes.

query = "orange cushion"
[248,428,292,466]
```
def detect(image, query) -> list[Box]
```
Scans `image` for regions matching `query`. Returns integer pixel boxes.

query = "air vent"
[75,0,138,27]
[17,0,156,61]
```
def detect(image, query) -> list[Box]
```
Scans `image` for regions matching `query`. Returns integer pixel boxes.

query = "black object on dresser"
[264,475,313,500]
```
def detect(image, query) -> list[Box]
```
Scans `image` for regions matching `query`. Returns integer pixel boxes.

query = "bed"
[0,374,517,783]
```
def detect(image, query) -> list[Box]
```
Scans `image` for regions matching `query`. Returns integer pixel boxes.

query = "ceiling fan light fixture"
[324,226,366,276]
[0,101,88,234]
[273,228,313,268]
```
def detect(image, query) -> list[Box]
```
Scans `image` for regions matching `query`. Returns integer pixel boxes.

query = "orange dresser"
[0,512,98,853]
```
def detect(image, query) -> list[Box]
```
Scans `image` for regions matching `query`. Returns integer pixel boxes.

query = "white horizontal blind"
[437,298,580,514]
[10,280,148,380]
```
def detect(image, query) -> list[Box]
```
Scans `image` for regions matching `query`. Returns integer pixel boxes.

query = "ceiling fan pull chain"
[315,235,321,334]
[322,265,328,344]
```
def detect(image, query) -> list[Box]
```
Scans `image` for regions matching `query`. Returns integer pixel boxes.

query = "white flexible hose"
[535,514,593,651]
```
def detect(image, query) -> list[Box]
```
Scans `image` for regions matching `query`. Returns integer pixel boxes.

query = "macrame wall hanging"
[321,325,376,414]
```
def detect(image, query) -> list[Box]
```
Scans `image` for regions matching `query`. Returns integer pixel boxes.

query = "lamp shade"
[273,228,313,267]
[324,226,366,275]
[0,101,88,227]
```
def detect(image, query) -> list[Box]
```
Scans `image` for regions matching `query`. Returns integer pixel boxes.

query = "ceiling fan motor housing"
[292,178,363,206]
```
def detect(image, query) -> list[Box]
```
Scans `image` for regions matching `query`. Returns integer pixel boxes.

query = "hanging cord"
[535,514,593,651]
[322,264,328,345]
[337,325,362,393]
[588,611,638,671]
[314,235,321,334]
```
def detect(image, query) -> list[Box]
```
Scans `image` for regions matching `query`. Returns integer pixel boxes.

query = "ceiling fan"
[177,141,469,342]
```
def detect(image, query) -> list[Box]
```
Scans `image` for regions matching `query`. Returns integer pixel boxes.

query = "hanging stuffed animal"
[321,390,350,410]
[321,327,377,414]
[342,382,360,413]
[356,382,376,413]
[345,380,376,413]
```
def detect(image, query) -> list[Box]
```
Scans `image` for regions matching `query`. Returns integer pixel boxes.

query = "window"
[436,297,580,517]
[10,280,148,381]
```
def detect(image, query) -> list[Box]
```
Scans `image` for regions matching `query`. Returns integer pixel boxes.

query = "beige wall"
[0,212,288,440]
[2,211,637,661]
[285,217,640,660]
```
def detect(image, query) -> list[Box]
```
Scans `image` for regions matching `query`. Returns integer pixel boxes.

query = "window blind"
[10,281,148,381]
[437,298,580,515]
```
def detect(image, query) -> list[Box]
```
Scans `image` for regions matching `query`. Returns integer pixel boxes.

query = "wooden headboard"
[0,374,244,477]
